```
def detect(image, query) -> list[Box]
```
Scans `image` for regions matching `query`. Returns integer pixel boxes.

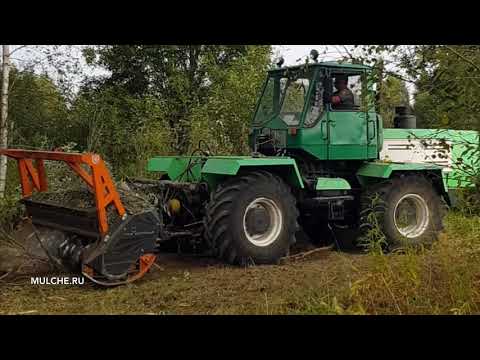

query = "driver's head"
[334,75,348,90]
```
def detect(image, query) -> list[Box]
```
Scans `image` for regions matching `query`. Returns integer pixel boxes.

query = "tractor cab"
[251,61,382,161]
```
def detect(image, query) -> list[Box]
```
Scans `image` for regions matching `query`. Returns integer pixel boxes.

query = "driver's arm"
[331,95,342,105]
[331,89,350,105]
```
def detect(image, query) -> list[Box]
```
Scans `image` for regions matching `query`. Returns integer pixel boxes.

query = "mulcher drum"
[26,187,155,238]
[23,187,160,284]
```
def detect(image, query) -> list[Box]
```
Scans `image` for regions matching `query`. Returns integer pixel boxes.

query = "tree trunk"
[0,45,11,198]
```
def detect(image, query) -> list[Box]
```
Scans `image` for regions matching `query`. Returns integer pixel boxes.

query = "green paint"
[147,156,202,182]
[252,62,379,161]
[315,177,351,190]
[148,155,304,190]
[356,161,449,194]
[357,161,445,178]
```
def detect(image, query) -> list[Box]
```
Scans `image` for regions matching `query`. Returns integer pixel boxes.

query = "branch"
[9,45,28,56]
[0,270,12,281]
[383,70,417,84]
[279,244,334,264]
[341,45,355,61]
[445,46,480,74]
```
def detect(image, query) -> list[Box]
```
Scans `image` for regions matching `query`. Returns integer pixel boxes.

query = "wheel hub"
[393,193,430,239]
[245,206,270,235]
[243,197,283,247]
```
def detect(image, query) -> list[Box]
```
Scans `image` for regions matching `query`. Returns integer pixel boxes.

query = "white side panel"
[380,139,453,172]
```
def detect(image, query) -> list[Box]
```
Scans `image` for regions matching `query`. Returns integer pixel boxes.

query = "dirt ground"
[0,188,369,315]
[0,243,366,315]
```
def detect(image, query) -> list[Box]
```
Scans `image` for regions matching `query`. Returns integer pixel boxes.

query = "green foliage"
[68,45,273,167]
[455,188,480,216]
[353,45,480,132]
[85,45,263,154]
[287,213,480,315]
[357,193,388,254]
[188,46,272,155]
[68,86,173,178]
[413,46,480,131]
[0,195,24,232]
[0,45,273,205]
[377,76,410,128]
[8,69,69,149]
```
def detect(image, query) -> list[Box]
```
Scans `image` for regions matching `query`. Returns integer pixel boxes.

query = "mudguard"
[356,161,449,195]
[148,156,305,190]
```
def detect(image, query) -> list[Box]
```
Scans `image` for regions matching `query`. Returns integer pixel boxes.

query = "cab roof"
[268,61,371,74]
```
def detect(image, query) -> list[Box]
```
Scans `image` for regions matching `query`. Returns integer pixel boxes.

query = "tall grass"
[287,212,480,315]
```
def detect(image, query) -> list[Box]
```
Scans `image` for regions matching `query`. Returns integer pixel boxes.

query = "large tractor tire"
[205,171,298,266]
[359,174,448,251]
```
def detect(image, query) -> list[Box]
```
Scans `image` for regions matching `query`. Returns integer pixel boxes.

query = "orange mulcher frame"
[0,149,126,236]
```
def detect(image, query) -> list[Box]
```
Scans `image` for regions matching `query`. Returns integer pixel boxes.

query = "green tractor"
[145,59,456,263]
[3,57,477,285]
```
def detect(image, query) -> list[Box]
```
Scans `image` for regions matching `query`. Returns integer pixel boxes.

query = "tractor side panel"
[147,156,203,182]
[316,177,351,190]
[148,156,305,191]
[201,157,305,190]
[382,128,479,189]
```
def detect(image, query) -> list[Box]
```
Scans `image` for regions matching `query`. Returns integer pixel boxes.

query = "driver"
[331,75,354,109]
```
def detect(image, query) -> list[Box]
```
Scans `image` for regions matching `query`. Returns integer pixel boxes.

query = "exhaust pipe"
[394,106,417,129]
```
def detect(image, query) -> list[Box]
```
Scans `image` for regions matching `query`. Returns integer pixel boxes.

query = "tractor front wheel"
[205,171,298,265]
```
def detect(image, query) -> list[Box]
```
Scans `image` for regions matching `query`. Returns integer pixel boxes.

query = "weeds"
[0,195,24,234]
[455,187,480,216]
[288,196,480,315]
[358,193,388,253]
[344,212,480,314]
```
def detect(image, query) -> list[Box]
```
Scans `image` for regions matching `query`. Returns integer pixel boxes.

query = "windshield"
[280,77,310,126]
[253,69,314,127]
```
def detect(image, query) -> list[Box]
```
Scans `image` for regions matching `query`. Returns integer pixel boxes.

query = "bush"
[454,187,480,216]
[278,212,480,315]
[0,195,24,234]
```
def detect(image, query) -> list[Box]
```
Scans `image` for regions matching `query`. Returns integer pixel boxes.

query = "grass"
[0,212,480,315]
[326,212,480,315]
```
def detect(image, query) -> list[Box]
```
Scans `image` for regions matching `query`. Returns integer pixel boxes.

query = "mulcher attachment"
[0,149,160,286]
[81,209,159,286]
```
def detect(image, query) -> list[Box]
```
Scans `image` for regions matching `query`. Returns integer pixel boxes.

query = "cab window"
[331,72,365,111]
[304,80,324,128]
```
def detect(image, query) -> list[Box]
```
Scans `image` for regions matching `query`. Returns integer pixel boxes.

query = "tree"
[188,46,272,155]
[412,46,480,130]
[0,46,11,198]
[8,69,69,148]
[85,45,265,154]
[378,75,410,128]
[68,85,173,177]
[0,45,83,197]
[351,45,480,131]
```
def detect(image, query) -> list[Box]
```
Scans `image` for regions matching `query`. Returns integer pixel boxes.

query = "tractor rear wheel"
[359,174,447,251]
[205,171,298,265]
